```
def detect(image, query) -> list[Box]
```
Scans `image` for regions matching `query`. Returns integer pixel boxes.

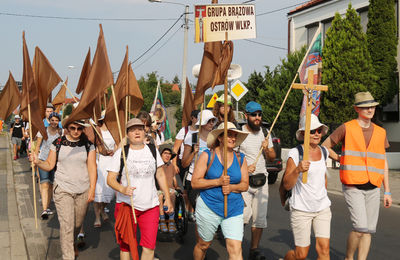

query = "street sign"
[230,80,248,101]
[207,93,219,108]
[194,4,256,43]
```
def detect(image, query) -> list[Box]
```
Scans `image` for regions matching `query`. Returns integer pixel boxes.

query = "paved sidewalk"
[0,133,28,260]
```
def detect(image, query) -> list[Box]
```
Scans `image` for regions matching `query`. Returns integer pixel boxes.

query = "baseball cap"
[245,101,262,113]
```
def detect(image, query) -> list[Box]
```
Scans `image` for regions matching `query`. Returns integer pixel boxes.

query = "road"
[41,184,399,260]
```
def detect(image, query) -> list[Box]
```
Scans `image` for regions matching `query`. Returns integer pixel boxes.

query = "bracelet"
[384,192,392,195]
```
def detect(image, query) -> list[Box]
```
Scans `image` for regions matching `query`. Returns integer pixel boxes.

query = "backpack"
[117,143,158,184]
[279,145,328,211]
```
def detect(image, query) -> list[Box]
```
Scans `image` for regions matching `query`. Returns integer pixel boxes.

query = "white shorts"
[243,183,268,228]
[290,207,331,247]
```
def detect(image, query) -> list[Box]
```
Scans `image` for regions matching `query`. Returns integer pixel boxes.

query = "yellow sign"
[207,93,219,108]
[231,80,248,101]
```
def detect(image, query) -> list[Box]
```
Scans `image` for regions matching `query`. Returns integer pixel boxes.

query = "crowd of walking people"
[7,91,392,260]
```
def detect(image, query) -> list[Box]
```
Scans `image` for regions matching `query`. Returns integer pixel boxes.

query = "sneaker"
[41,210,48,220]
[249,248,266,260]
[46,209,54,215]
[76,233,85,248]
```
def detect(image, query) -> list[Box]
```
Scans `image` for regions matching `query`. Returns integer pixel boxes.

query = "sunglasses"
[207,118,216,124]
[310,128,323,135]
[68,126,84,132]
[249,112,262,117]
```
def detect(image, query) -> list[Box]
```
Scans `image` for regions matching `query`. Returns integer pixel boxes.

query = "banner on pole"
[207,93,219,108]
[195,4,256,43]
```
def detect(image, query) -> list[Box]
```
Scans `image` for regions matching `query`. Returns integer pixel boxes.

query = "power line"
[244,39,287,51]
[113,14,184,74]
[134,26,181,70]
[257,1,309,17]
[0,11,177,21]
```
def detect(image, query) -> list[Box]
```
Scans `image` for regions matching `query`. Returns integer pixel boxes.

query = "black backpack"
[117,143,158,185]
[279,145,328,211]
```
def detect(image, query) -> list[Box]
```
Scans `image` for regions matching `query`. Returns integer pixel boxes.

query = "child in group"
[158,144,180,233]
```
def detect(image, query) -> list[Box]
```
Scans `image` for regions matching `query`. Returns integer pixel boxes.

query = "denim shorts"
[38,166,55,184]
[195,196,243,242]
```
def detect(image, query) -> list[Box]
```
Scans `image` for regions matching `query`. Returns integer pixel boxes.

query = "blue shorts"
[38,167,55,184]
[195,196,243,242]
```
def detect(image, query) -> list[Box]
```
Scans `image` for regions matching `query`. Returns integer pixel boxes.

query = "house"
[287,0,400,167]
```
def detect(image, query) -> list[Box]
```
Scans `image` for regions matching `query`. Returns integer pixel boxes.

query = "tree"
[367,0,398,106]
[321,5,376,123]
[172,75,180,85]
[137,72,181,112]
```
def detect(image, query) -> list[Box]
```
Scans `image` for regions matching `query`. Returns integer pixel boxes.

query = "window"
[306,23,319,46]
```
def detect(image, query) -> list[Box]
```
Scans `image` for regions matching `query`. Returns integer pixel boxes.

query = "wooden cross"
[292,70,328,183]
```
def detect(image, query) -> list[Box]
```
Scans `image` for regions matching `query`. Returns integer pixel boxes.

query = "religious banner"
[150,81,172,142]
[299,25,323,117]
[195,4,256,43]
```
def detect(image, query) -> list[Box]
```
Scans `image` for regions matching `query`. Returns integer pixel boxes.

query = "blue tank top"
[200,149,244,218]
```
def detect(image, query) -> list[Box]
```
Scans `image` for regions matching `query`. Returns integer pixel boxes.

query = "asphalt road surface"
[44,184,400,260]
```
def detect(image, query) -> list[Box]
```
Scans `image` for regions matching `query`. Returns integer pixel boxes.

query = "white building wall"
[289,0,369,51]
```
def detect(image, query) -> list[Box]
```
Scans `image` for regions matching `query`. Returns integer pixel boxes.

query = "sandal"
[159,219,168,233]
[168,219,176,233]
[94,219,101,228]
[101,211,109,222]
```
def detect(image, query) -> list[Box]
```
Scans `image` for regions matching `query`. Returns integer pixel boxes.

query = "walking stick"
[27,104,38,229]
[253,73,299,166]
[111,85,137,223]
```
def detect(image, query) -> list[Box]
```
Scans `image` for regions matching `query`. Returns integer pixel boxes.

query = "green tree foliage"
[137,72,181,112]
[238,47,306,147]
[367,0,398,105]
[321,5,376,123]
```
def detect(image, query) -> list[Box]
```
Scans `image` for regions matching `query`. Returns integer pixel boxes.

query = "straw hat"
[61,117,90,128]
[296,114,329,141]
[354,91,379,107]
[207,122,249,148]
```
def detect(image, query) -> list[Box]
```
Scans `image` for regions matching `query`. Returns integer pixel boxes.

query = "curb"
[6,133,29,259]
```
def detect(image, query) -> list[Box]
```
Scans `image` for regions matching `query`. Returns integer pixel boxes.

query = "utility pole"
[181,4,189,107]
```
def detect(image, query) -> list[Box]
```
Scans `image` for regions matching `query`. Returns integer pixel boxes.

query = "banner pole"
[111,85,137,223]
[253,73,299,165]
[27,103,38,229]
[223,31,228,218]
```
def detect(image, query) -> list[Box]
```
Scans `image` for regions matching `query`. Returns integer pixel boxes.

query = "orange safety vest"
[339,120,386,187]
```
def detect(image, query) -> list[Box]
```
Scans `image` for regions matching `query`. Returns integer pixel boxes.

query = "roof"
[288,0,332,16]
[164,83,180,93]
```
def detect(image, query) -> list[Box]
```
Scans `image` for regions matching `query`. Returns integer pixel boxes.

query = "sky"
[0,0,305,96]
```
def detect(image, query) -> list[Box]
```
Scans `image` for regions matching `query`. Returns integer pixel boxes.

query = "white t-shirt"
[176,127,195,160]
[239,125,273,175]
[37,128,61,161]
[107,145,164,211]
[184,130,208,180]
[288,146,331,212]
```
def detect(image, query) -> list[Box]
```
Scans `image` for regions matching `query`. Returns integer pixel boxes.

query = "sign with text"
[194,4,256,43]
